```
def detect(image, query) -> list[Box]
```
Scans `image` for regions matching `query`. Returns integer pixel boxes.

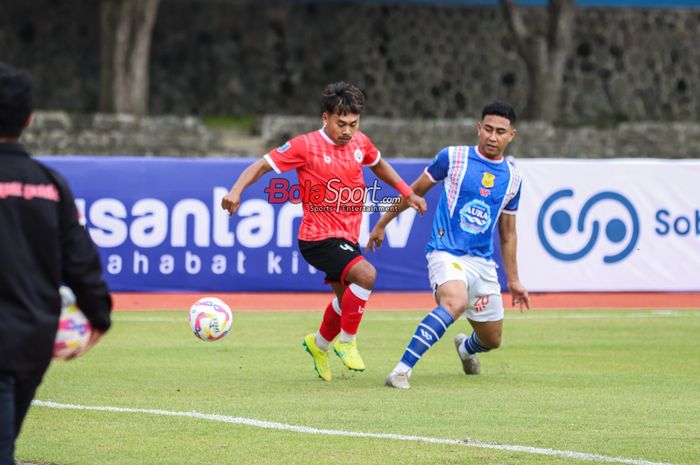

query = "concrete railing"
[262,116,700,159]
[20,111,700,159]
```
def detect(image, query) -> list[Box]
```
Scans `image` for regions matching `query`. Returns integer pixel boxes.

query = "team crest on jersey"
[354,149,364,163]
[481,172,495,188]
[277,142,291,153]
[459,199,492,234]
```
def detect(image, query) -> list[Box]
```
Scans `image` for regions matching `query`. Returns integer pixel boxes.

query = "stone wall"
[2,1,700,123]
[261,116,700,158]
[22,111,700,159]
[23,112,219,157]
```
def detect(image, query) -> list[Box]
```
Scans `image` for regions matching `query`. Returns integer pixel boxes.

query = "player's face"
[477,115,516,159]
[322,112,360,146]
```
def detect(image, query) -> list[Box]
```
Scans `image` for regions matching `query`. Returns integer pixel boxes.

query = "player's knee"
[366,262,377,284]
[481,333,502,349]
[359,262,376,288]
[440,298,468,318]
[352,261,376,289]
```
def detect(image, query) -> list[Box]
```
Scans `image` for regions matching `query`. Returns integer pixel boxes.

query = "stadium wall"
[23,111,700,159]
[2,1,700,123]
[261,116,700,158]
[38,156,700,293]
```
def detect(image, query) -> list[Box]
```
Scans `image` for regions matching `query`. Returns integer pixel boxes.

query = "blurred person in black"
[0,63,112,465]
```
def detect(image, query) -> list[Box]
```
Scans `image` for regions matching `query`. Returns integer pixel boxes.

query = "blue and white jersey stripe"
[499,161,522,215]
[445,145,469,217]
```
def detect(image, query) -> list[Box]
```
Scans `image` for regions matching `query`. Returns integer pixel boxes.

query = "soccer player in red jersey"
[221,82,426,381]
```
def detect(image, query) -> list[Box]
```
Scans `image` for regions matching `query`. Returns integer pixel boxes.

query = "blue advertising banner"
[39,157,507,292]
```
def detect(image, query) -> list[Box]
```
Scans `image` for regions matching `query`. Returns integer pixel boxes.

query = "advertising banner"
[515,159,700,291]
[40,156,699,292]
[39,157,450,292]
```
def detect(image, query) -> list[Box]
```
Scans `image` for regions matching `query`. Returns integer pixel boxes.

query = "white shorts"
[426,250,504,322]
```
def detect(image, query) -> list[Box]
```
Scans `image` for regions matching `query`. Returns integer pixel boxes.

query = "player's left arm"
[370,158,427,214]
[498,213,530,311]
[366,173,434,253]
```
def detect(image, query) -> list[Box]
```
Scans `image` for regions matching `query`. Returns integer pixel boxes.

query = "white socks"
[338,330,357,343]
[315,332,331,351]
[393,362,412,376]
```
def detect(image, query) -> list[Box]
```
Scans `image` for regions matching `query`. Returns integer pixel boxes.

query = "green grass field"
[18,309,700,465]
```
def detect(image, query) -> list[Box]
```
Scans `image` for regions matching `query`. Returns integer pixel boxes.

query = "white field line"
[32,400,680,465]
[112,311,700,323]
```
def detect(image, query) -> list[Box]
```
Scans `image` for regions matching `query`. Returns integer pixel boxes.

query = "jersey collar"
[474,145,504,164]
[319,127,338,146]
[0,142,29,157]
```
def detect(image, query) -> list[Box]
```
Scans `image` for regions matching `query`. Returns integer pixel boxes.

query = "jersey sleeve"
[503,178,522,215]
[264,135,307,174]
[424,147,450,183]
[361,135,381,167]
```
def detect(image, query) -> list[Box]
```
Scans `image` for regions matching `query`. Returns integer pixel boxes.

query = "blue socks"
[462,332,491,355]
[398,306,454,371]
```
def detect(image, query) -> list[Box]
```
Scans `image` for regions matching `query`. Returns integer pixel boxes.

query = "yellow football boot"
[302,334,332,381]
[332,338,366,371]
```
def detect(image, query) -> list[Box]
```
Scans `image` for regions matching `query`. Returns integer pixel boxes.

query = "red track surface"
[113,291,700,312]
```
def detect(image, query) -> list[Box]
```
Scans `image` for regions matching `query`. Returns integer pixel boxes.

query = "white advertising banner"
[515,159,700,291]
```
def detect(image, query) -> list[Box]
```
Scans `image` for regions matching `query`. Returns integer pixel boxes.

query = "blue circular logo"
[537,190,639,264]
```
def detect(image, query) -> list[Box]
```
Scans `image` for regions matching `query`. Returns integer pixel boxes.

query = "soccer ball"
[188,297,233,341]
[53,286,93,359]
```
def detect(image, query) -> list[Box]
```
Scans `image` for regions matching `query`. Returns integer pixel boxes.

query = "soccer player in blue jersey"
[366,101,530,389]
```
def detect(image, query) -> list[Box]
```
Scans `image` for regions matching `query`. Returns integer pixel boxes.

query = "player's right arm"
[366,173,434,252]
[221,158,273,217]
[222,137,307,217]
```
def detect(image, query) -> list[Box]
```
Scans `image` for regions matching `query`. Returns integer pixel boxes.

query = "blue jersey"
[424,146,522,260]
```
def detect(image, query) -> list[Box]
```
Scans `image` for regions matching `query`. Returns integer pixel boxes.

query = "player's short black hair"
[322,82,365,115]
[481,101,516,125]
[0,63,33,137]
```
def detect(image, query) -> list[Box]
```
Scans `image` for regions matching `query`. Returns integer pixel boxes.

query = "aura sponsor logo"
[537,190,639,264]
[459,199,492,234]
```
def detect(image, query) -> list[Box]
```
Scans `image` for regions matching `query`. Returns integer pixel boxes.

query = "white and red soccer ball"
[188,297,233,341]
[53,286,92,359]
